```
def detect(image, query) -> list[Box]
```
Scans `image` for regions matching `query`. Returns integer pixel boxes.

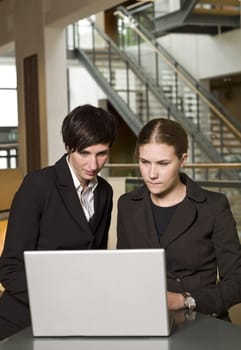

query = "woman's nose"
[149,165,158,179]
[88,156,98,170]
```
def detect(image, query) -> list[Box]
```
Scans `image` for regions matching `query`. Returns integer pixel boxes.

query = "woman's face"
[68,143,110,189]
[138,142,187,198]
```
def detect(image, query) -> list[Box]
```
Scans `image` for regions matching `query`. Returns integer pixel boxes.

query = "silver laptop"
[24,249,174,337]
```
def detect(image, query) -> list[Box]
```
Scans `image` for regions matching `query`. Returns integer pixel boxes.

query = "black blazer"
[0,155,113,326]
[117,173,241,317]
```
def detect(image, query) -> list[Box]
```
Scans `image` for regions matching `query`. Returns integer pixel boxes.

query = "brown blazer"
[117,173,241,318]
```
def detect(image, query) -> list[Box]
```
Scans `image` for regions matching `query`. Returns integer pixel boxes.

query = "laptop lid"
[24,249,174,337]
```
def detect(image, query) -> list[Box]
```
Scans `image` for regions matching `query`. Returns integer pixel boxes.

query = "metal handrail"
[67,17,241,180]
[114,6,241,139]
[105,163,241,169]
[104,162,241,184]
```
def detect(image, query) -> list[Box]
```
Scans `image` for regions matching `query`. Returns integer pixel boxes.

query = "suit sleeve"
[98,187,113,249]
[91,179,113,249]
[117,196,130,249]
[0,173,44,305]
[191,195,241,316]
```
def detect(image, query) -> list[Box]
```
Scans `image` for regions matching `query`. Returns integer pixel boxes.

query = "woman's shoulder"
[23,165,55,184]
[183,173,228,205]
[16,165,59,199]
[203,187,229,206]
[118,184,146,203]
[22,155,69,186]
[189,181,230,213]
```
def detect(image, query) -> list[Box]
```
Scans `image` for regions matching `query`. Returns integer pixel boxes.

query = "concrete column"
[14,0,67,172]
[44,26,68,165]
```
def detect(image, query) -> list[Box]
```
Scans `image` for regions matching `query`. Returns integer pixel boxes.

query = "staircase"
[66,13,241,181]
[129,0,241,37]
[114,6,241,162]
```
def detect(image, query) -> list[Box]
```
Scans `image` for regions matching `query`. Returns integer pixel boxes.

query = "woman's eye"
[79,151,88,156]
[98,151,108,157]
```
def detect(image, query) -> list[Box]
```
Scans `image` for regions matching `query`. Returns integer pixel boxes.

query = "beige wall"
[14,0,48,170]
[0,0,124,172]
[0,0,123,47]
[0,0,14,47]
[45,0,123,26]
[107,177,126,250]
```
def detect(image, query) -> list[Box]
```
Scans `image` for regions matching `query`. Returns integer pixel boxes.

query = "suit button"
[211,313,218,317]
[176,278,181,283]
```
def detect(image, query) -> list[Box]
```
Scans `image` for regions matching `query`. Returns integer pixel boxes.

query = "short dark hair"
[62,104,117,152]
[135,118,188,159]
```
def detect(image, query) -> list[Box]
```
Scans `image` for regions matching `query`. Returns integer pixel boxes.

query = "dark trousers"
[0,292,31,341]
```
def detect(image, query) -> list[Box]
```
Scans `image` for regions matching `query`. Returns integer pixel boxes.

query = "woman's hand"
[167,291,185,310]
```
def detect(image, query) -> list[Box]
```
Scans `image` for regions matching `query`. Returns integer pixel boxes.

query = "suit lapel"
[159,198,197,248]
[131,174,205,249]
[88,181,106,230]
[54,156,93,238]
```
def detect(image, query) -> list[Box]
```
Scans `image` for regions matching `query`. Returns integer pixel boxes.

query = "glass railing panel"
[67,15,241,174]
[68,19,215,166]
[114,7,241,163]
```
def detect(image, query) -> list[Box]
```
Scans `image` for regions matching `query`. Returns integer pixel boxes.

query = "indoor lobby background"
[1,0,241,325]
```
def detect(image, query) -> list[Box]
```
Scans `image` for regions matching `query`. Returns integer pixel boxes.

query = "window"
[0,60,18,168]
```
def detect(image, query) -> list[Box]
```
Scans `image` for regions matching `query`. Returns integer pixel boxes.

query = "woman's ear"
[180,153,188,168]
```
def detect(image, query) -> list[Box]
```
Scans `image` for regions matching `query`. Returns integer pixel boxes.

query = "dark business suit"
[117,173,241,319]
[0,155,113,338]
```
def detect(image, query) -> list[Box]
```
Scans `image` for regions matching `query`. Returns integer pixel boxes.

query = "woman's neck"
[150,182,186,207]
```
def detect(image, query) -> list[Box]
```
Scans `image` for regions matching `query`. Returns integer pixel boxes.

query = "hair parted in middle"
[135,118,188,159]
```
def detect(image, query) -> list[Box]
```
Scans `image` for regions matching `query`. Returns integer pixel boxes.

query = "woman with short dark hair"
[0,104,117,339]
